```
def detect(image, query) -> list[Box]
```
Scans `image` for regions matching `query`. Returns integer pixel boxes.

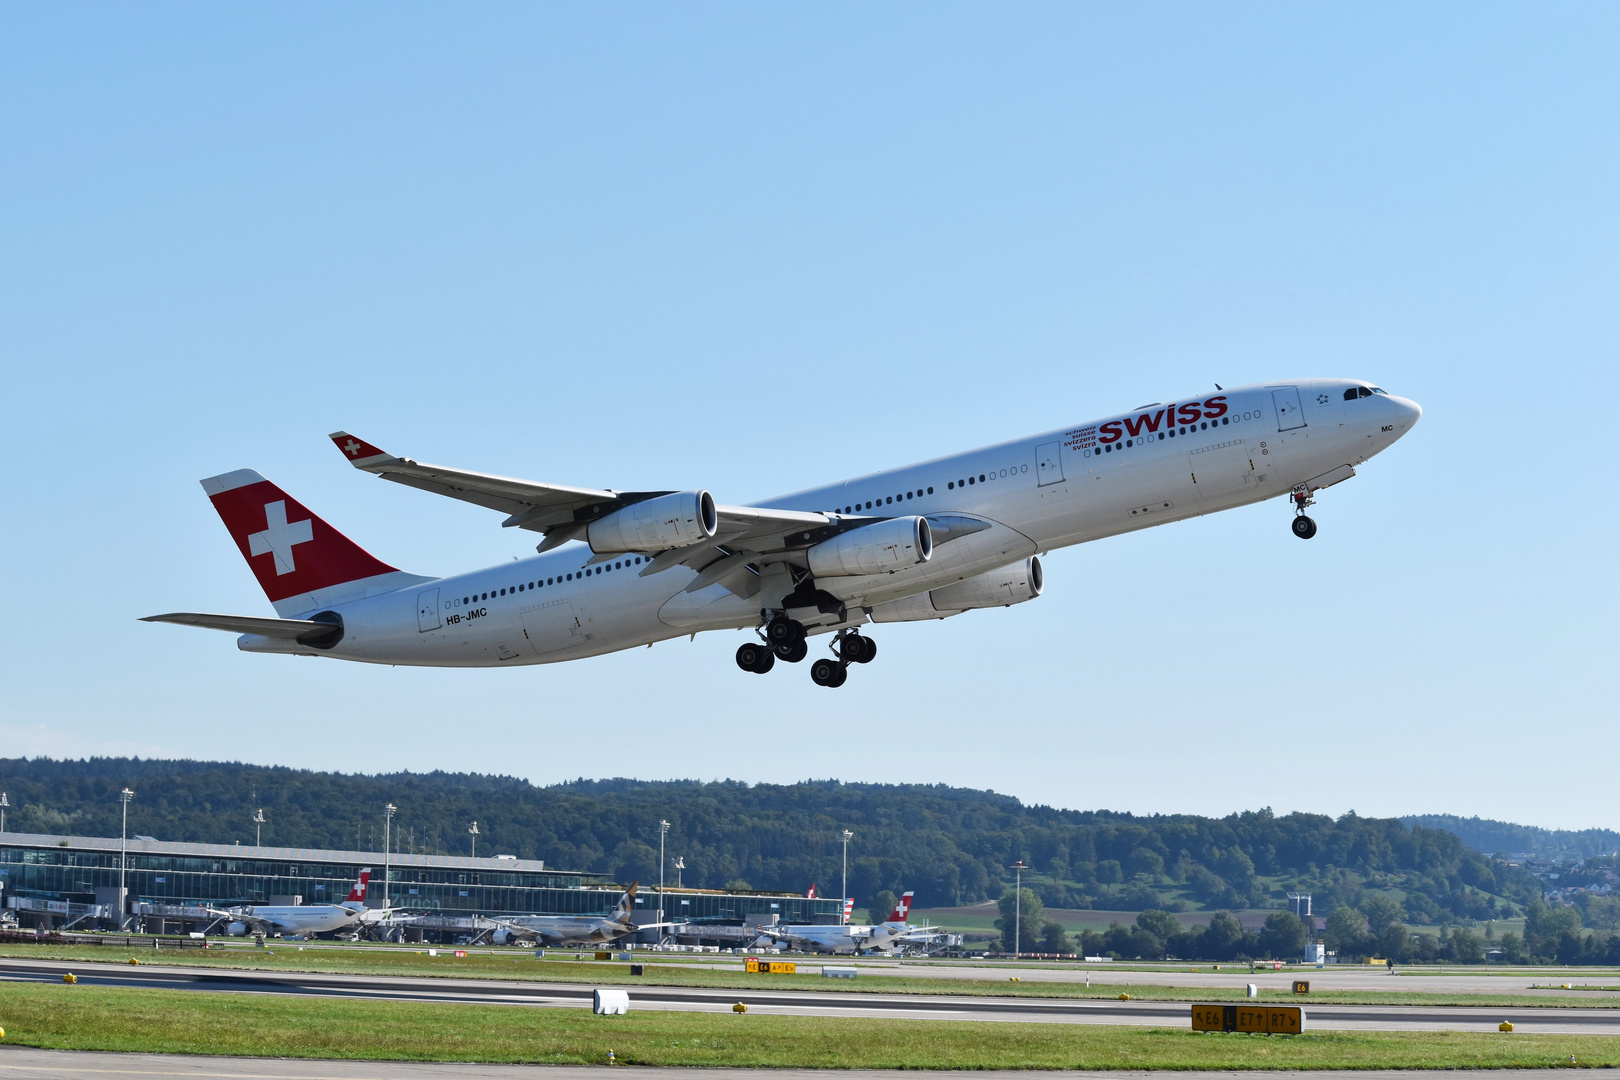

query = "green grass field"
[0,981,1615,1069]
[3,943,1619,1010]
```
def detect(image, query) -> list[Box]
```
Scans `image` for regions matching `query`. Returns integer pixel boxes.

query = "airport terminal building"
[0,831,845,936]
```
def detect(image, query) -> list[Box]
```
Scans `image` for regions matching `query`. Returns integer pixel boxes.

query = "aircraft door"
[416,589,441,632]
[1035,441,1065,486]
[1272,387,1306,430]
[521,598,585,656]
[1188,441,1255,506]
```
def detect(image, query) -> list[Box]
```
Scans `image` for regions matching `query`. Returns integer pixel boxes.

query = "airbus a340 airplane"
[147,379,1420,687]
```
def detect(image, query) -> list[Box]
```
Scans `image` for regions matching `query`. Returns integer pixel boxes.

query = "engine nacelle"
[807,517,932,577]
[587,491,717,553]
[226,921,248,936]
[928,555,1043,610]
[868,556,1042,621]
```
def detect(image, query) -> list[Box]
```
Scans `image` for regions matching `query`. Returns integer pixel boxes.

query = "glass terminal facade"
[0,833,843,925]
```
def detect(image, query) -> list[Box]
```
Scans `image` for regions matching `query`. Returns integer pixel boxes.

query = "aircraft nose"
[1392,395,1422,428]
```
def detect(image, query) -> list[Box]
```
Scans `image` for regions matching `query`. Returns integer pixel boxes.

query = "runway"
[2,1049,1619,1080]
[3,958,1619,1034]
[846,959,1619,997]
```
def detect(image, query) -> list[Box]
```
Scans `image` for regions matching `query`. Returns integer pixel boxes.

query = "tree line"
[0,758,1546,926]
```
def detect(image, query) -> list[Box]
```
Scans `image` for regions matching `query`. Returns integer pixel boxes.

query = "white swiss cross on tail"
[248,500,314,575]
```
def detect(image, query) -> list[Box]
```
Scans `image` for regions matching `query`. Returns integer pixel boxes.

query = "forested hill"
[1401,815,1620,862]
[0,758,1538,919]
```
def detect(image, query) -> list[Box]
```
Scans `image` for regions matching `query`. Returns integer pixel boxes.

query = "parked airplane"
[146,379,1420,686]
[492,883,665,946]
[755,891,921,954]
[218,869,374,938]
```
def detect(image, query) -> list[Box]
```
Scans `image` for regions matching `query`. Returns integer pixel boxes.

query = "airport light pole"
[383,803,397,909]
[468,820,478,859]
[119,788,135,931]
[841,829,853,923]
[674,856,684,889]
[253,807,265,847]
[1010,860,1027,957]
[658,819,670,938]
[0,792,8,833]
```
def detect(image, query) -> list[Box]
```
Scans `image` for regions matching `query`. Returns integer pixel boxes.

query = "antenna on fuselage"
[1214,383,1223,390]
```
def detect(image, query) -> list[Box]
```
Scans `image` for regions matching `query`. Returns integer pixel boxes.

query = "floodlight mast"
[383,803,397,908]
[119,788,135,931]
[469,820,479,859]
[0,792,9,834]
[841,829,853,923]
[658,819,671,939]
[1010,860,1028,957]
[252,807,266,847]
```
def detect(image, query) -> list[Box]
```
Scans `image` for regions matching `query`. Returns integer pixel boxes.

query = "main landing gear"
[1290,485,1318,540]
[739,617,877,688]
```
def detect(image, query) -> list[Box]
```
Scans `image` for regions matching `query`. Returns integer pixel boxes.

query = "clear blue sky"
[3,4,1615,830]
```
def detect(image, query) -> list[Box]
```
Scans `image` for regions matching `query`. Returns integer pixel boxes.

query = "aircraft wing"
[328,433,868,586]
[140,613,340,643]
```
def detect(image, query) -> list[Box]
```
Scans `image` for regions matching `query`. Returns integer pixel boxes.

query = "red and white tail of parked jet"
[146,380,1420,688]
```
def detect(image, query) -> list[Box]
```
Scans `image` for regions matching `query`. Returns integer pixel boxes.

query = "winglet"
[329,431,393,468]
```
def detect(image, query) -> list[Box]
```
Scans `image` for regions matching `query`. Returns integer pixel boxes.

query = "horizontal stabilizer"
[141,612,341,646]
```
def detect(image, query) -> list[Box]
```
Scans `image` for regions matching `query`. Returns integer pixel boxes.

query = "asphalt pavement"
[1,1049,1618,1080]
[2,958,1618,1034]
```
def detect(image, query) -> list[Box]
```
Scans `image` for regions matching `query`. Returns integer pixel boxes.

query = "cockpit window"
[1344,388,1359,401]
[1370,386,1387,395]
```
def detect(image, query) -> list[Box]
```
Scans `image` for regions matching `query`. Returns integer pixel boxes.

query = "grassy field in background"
[0,981,1616,1069]
[2,943,1619,1009]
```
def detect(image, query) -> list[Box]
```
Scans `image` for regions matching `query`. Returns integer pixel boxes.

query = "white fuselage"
[762,921,914,954]
[227,903,364,936]
[240,380,1419,666]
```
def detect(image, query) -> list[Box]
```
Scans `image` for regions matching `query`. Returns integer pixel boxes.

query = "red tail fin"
[201,470,401,614]
[344,869,371,903]
[886,891,914,923]
[805,883,818,899]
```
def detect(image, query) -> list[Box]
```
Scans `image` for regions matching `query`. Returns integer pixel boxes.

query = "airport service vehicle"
[217,869,374,938]
[755,891,921,954]
[490,883,666,946]
[146,379,1420,687]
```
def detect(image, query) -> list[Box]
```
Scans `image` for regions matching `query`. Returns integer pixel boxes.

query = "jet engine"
[226,921,248,936]
[807,517,932,577]
[869,556,1042,621]
[587,491,717,554]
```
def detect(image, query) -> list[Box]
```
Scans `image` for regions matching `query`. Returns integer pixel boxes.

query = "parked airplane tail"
[843,898,855,924]
[885,891,915,923]
[614,881,639,921]
[200,469,427,617]
[805,883,818,899]
[343,868,372,904]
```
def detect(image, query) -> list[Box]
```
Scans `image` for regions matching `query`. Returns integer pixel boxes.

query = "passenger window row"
[457,555,648,606]
[837,487,934,514]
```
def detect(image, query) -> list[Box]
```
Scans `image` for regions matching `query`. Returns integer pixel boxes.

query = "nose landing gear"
[1290,485,1318,540]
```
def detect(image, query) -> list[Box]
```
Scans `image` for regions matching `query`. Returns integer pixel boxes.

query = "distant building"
[0,831,843,934]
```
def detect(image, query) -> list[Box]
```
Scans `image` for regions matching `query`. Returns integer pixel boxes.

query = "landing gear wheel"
[845,635,876,664]
[766,616,805,646]
[1292,514,1318,540]
[775,639,808,664]
[736,642,772,673]
[810,657,847,687]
